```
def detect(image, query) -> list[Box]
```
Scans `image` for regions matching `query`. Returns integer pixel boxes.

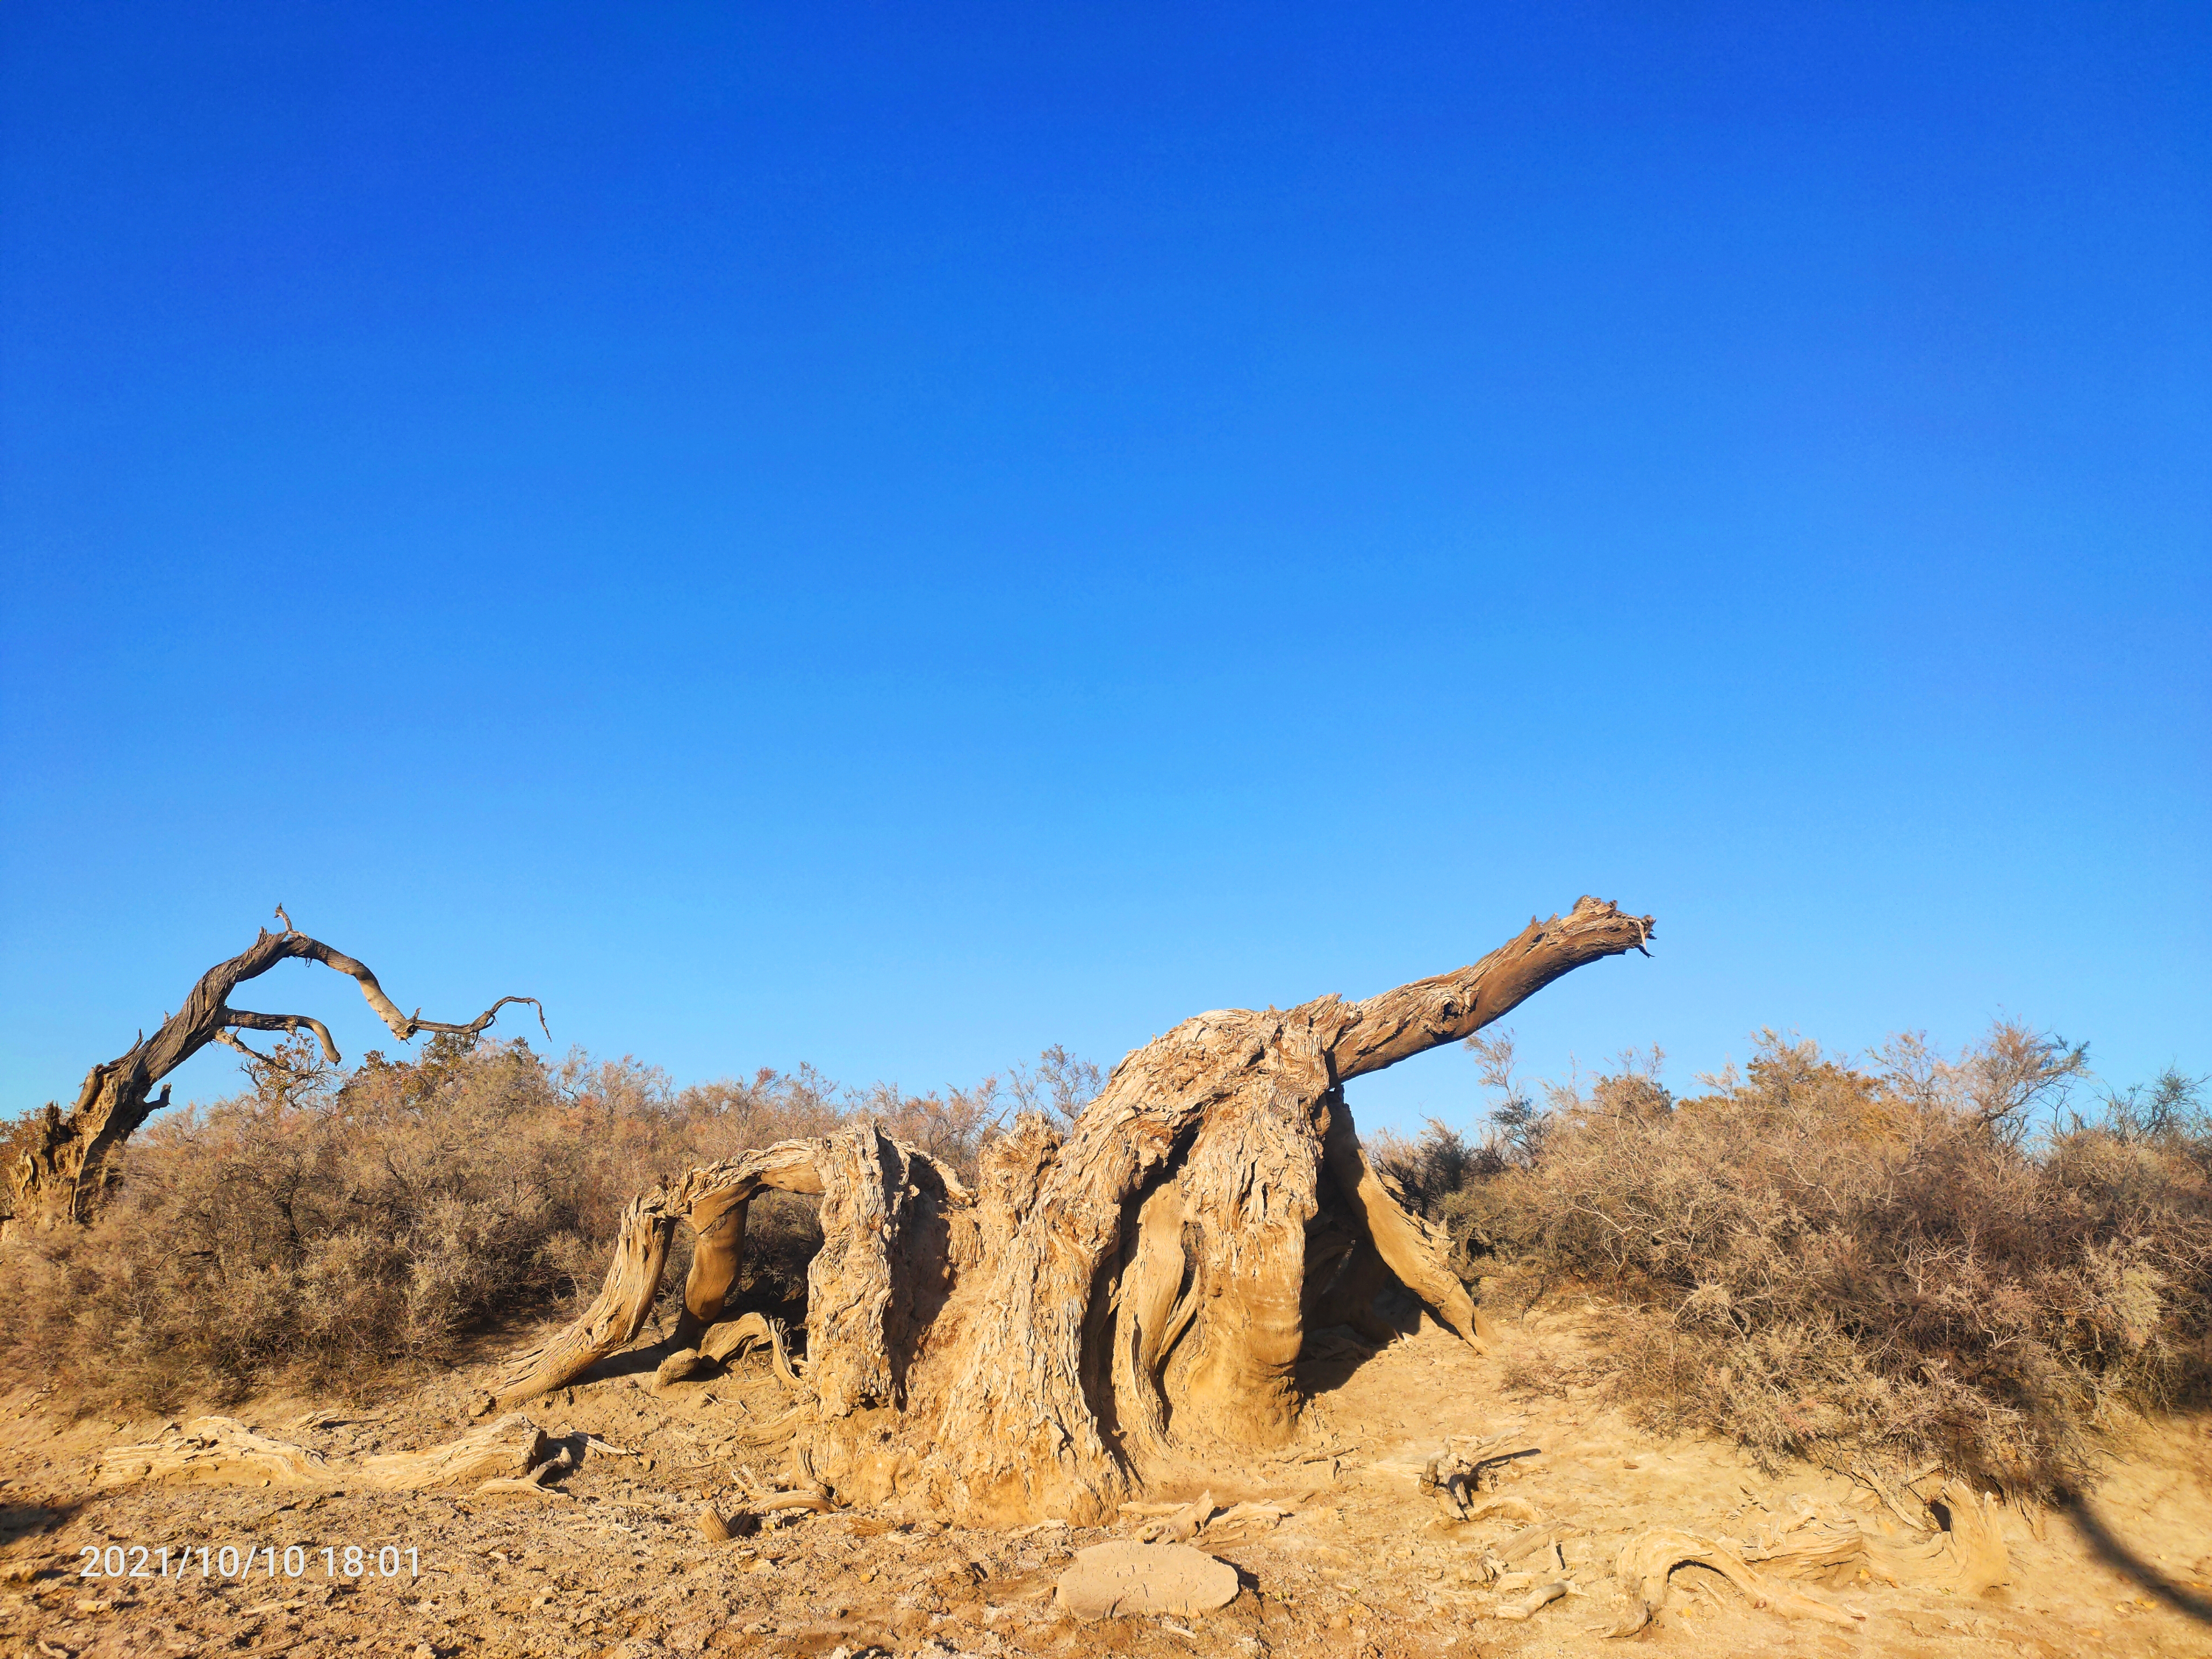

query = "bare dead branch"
[7,914,546,1233]
[212,1030,276,1065]
[1332,897,1656,1081]
[221,1010,341,1063]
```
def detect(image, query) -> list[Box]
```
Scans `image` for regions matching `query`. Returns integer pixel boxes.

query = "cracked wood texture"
[900,895,1653,1523]
[482,895,1651,1524]
[4,919,540,1235]
[490,1129,969,1411]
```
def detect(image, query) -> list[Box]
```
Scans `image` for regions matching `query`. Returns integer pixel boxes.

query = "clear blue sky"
[3,2,2205,1134]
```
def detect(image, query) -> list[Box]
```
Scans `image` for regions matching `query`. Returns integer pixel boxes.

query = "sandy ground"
[5,1304,2211,1658]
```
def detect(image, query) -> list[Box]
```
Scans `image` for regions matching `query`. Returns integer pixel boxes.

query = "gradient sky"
[3,1,2206,1135]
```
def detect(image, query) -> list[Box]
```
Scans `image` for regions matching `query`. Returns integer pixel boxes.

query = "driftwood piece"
[7,912,541,1234]
[473,1443,574,1498]
[1123,1492,1216,1543]
[1196,1501,1287,1548]
[98,1413,547,1494]
[351,1413,549,1491]
[700,1310,804,1388]
[1606,1528,1863,1636]
[97,1418,335,1490]
[1494,1579,1568,1620]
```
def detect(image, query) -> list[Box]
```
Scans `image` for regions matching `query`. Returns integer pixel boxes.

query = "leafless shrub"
[1004,1044,1105,1129]
[4,1033,1075,1413]
[1433,1024,2211,1495]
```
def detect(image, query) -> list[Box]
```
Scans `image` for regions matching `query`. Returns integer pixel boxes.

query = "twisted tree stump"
[487,896,1655,1524]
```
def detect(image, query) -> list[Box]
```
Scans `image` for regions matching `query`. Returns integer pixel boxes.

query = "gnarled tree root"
[1606,1528,1865,1636]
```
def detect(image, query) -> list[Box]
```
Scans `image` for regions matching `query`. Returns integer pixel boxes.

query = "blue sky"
[3,1,2206,1134]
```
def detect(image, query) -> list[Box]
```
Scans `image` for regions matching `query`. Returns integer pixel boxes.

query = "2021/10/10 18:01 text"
[80,1544,420,1580]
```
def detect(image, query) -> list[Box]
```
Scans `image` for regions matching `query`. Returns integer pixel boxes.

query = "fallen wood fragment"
[97,1413,548,1494]
[97,1417,334,1490]
[1129,1492,1216,1543]
[475,1444,576,1498]
[361,1414,549,1491]
[1606,1528,1863,1636]
[700,1310,804,1390]
[1494,1579,1568,1620]
[1464,1495,1541,1526]
[1196,1501,1287,1548]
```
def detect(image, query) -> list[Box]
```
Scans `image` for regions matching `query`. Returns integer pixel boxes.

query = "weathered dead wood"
[1606,1527,1864,1635]
[701,1310,804,1387]
[907,897,1652,1523]
[484,896,1651,1527]
[1857,1479,2011,1593]
[97,1413,546,1493]
[492,1129,968,1410]
[360,1413,549,1490]
[1494,1579,1568,1620]
[492,1192,681,1407]
[97,1418,336,1491]
[6,911,542,1234]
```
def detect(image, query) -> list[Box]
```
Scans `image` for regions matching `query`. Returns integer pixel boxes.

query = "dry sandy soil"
[6,1305,2211,1659]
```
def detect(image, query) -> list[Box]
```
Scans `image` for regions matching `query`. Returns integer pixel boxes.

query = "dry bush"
[4,1034,1053,1414]
[1427,1026,2211,1495]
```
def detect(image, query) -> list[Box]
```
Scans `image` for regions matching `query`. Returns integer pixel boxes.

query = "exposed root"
[474,1444,576,1498]
[702,1310,806,1389]
[1606,1528,1864,1636]
[1493,1579,1568,1620]
[98,1414,549,1495]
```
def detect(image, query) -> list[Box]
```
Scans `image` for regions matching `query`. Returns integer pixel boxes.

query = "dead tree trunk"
[489,894,1652,1526]
[4,909,543,1237]
[488,1129,971,1412]
[898,895,1652,1522]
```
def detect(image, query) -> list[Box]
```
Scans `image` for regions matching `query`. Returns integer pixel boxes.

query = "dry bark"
[1607,1527,1865,1635]
[97,1414,547,1493]
[911,896,1652,1522]
[491,1128,969,1410]
[5,911,541,1235]
[481,896,1652,1525]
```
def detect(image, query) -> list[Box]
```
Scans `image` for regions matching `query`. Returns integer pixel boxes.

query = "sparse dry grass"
[1393,1027,2212,1495]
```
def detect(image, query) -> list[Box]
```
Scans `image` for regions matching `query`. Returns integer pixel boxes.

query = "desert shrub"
[4,1034,1058,1413]
[1428,1026,2211,1495]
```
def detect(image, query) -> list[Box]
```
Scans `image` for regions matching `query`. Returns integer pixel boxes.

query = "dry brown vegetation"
[11,996,2206,1512]
[2,1031,1038,1413]
[1377,1023,2212,1498]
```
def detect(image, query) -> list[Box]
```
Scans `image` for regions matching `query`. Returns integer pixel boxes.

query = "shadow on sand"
[2065,1494,2212,1627]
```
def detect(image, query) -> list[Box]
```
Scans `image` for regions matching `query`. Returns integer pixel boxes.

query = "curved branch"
[283,940,548,1046]
[10,913,547,1232]
[1329,896,1655,1082]
[134,922,547,1085]
[222,1010,341,1063]
[213,1030,276,1065]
